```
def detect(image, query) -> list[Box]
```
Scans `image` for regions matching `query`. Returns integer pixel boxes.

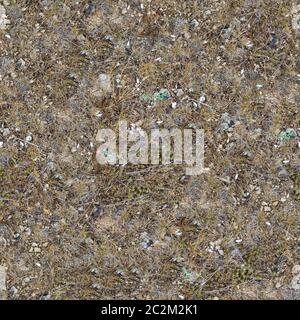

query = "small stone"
[275,282,281,289]
[171,102,177,109]
[125,40,131,50]
[175,229,182,237]
[0,141,3,148]
[243,150,252,158]
[292,265,300,275]
[220,113,235,131]
[105,34,113,42]
[84,3,95,16]
[95,111,103,118]
[85,237,93,245]
[2,128,10,137]
[268,33,278,48]
[243,191,250,199]
[131,267,140,275]
[176,89,184,97]
[13,233,20,239]
[245,40,254,49]
[221,27,232,39]
[25,227,31,236]
[140,232,153,249]
[255,187,261,195]
[9,286,18,297]
[279,128,297,141]
[253,128,262,138]
[90,267,99,274]
[272,201,279,207]
[190,19,199,29]
[182,267,199,283]
[116,269,125,276]
[153,89,170,101]
[264,206,272,212]
[291,274,300,291]
[184,31,191,39]
[40,292,51,300]
[91,206,103,219]
[23,277,31,284]
[91,283,101,290]
[16,58,26,69]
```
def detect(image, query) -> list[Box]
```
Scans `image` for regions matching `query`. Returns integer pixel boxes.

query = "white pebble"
[175,229,182,237]
[171,102,177,109]
[192,101,198,108]
[246,40,253,49]
[190,19,199,29]
[292,265,300,275]
[2,128,10,136]
[176,89,184,97]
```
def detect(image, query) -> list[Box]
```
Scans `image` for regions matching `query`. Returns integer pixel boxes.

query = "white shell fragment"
[199,96,206,104]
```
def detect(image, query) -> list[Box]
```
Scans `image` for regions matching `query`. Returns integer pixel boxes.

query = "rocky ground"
[0,0,300,300]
